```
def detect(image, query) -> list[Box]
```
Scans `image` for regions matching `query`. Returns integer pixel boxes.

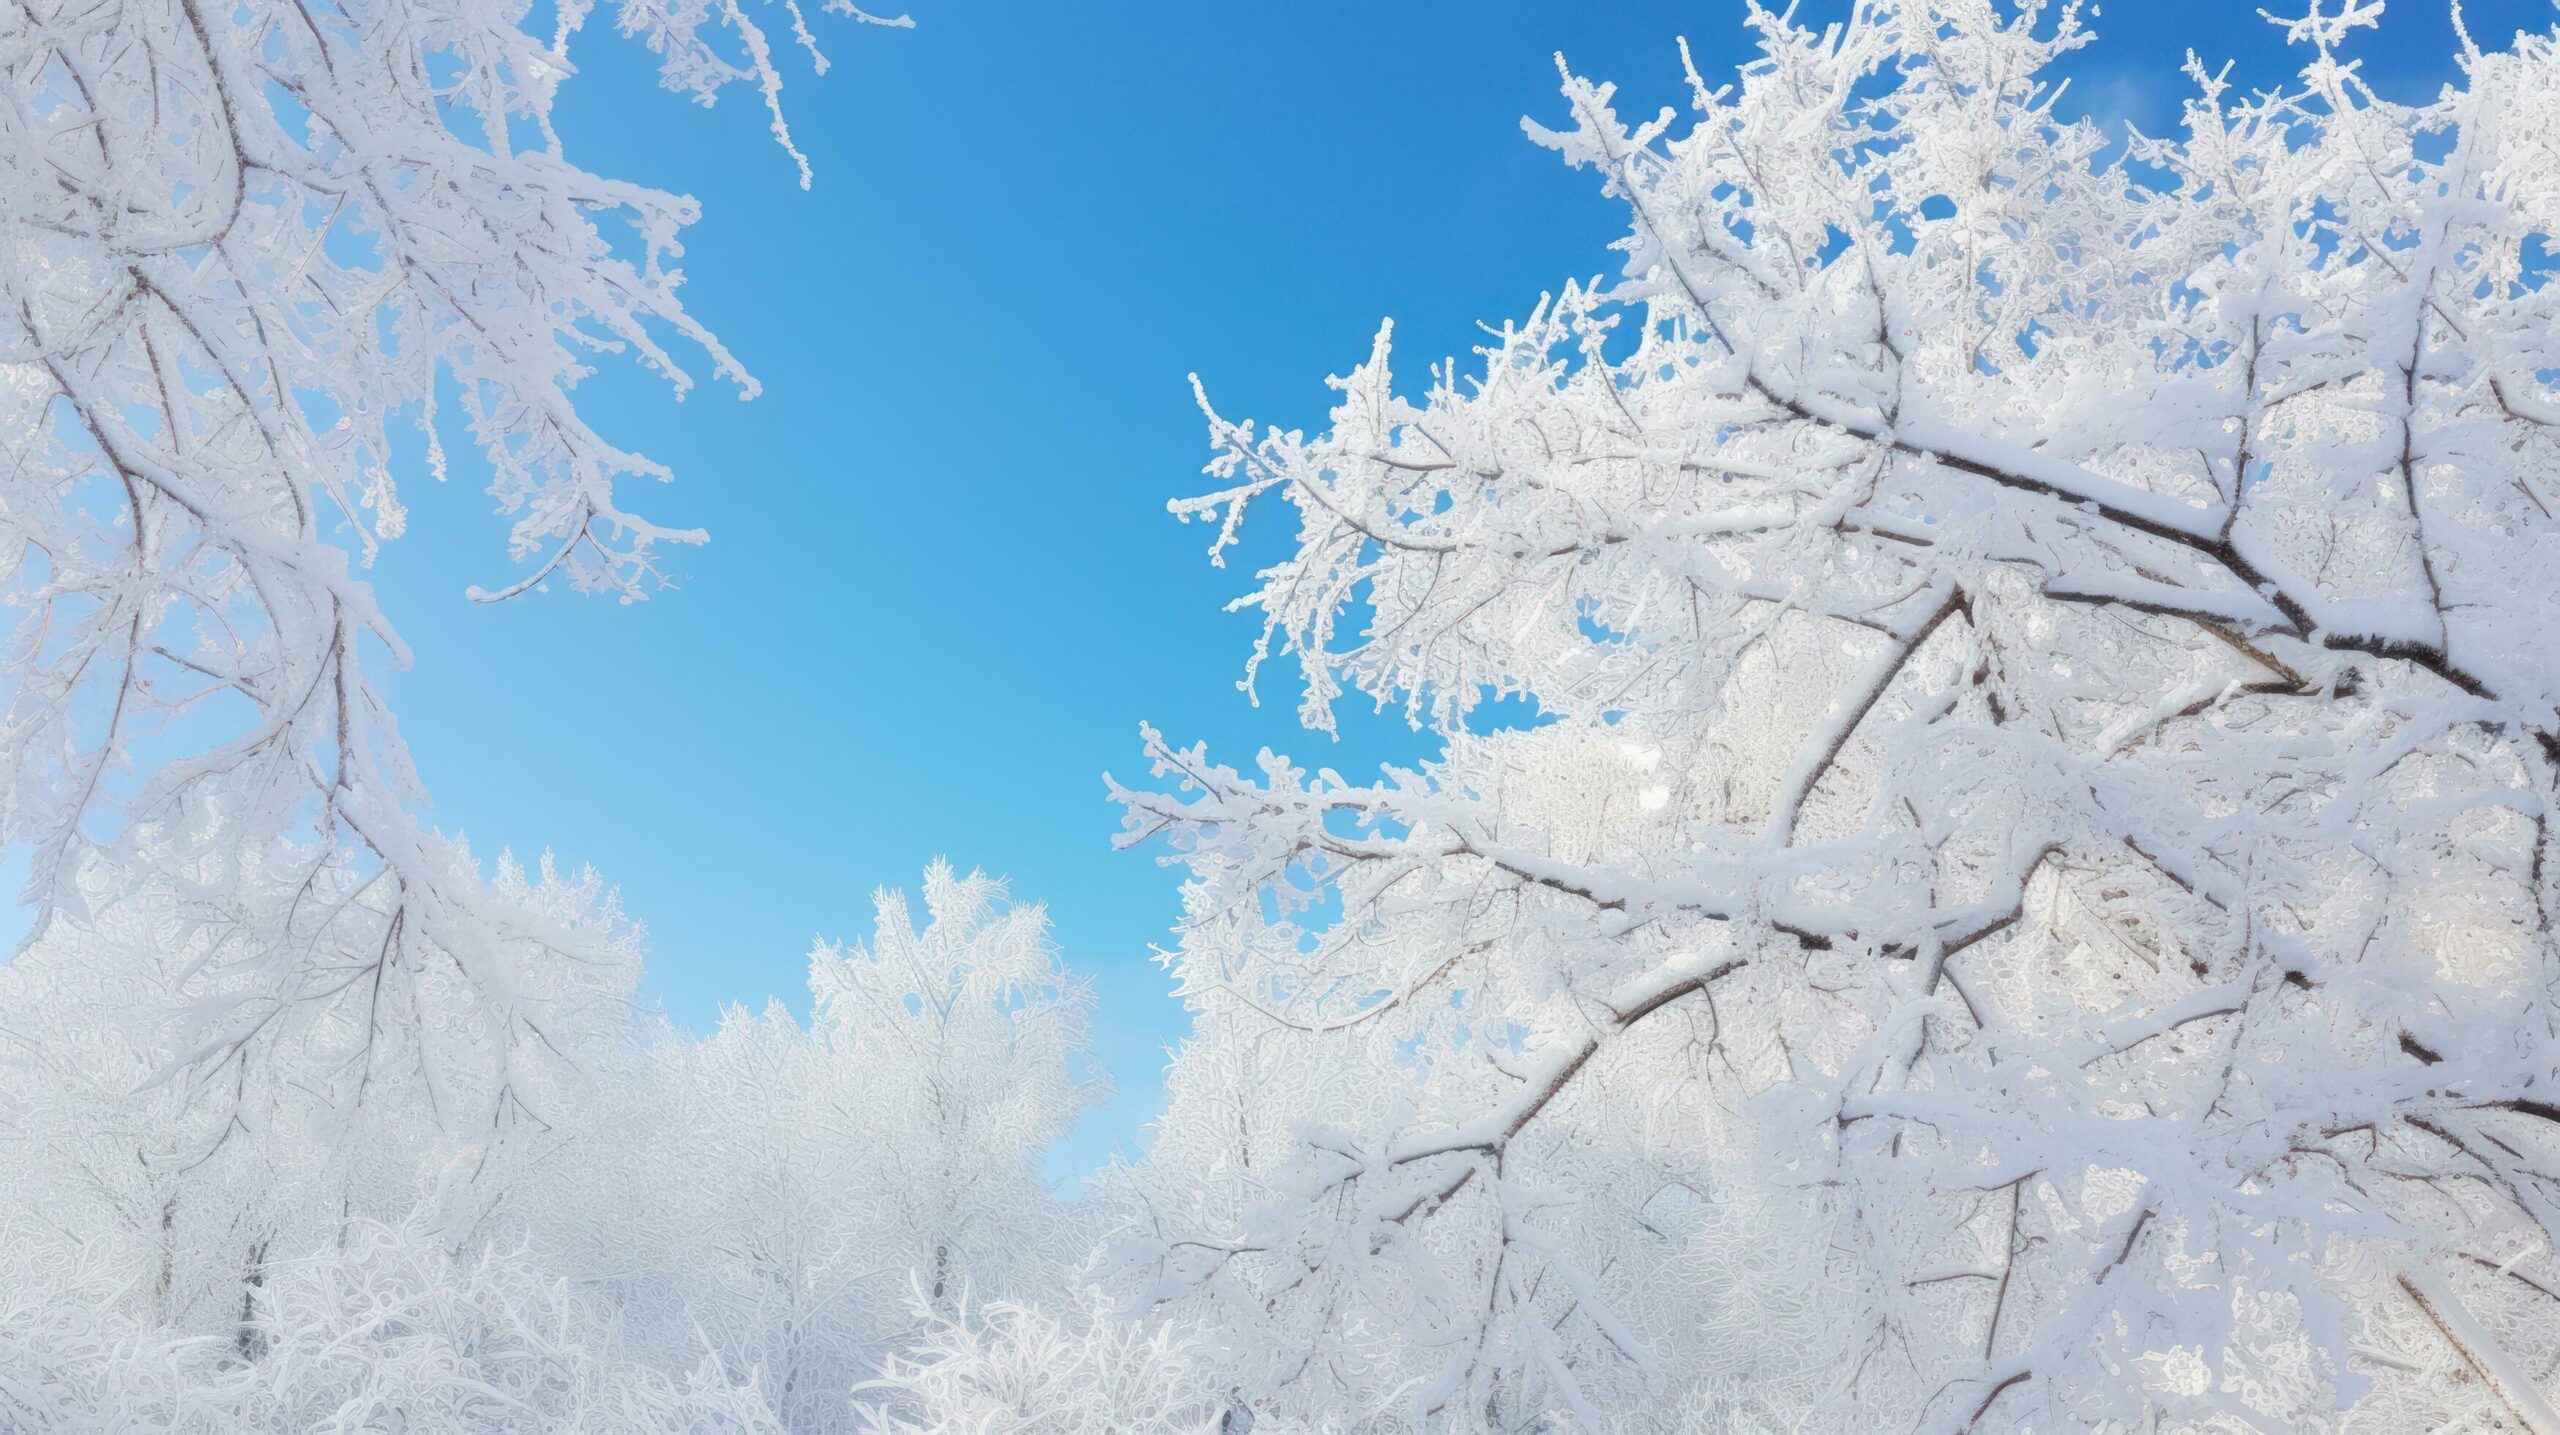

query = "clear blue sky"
[360,0,2540,1179]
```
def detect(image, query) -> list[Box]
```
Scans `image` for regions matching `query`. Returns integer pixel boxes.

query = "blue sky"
[359,0,2544,1179]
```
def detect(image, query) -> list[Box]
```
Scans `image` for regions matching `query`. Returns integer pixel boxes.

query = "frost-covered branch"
[1113,3,2560,1426]
[0,0,898,1133]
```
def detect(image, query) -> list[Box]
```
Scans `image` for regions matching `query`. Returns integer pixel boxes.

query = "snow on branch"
[1112,2,2560,1426]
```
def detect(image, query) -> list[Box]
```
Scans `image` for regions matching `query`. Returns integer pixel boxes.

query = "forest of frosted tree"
[7,0,2560,1428]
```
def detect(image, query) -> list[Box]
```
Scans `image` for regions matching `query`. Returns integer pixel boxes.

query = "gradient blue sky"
[360,0,2543,1179]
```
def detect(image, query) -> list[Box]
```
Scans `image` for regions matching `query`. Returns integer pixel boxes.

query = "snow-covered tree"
[0,0,1086,1424]
[852,1295,1219,1435]
[1117,3,2560,1428]
[0,1211,783,1431]
[0,851,651,1363]
[0,0,905,1141]
[0,858,1098,1431]
[493,862,1106,1431]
